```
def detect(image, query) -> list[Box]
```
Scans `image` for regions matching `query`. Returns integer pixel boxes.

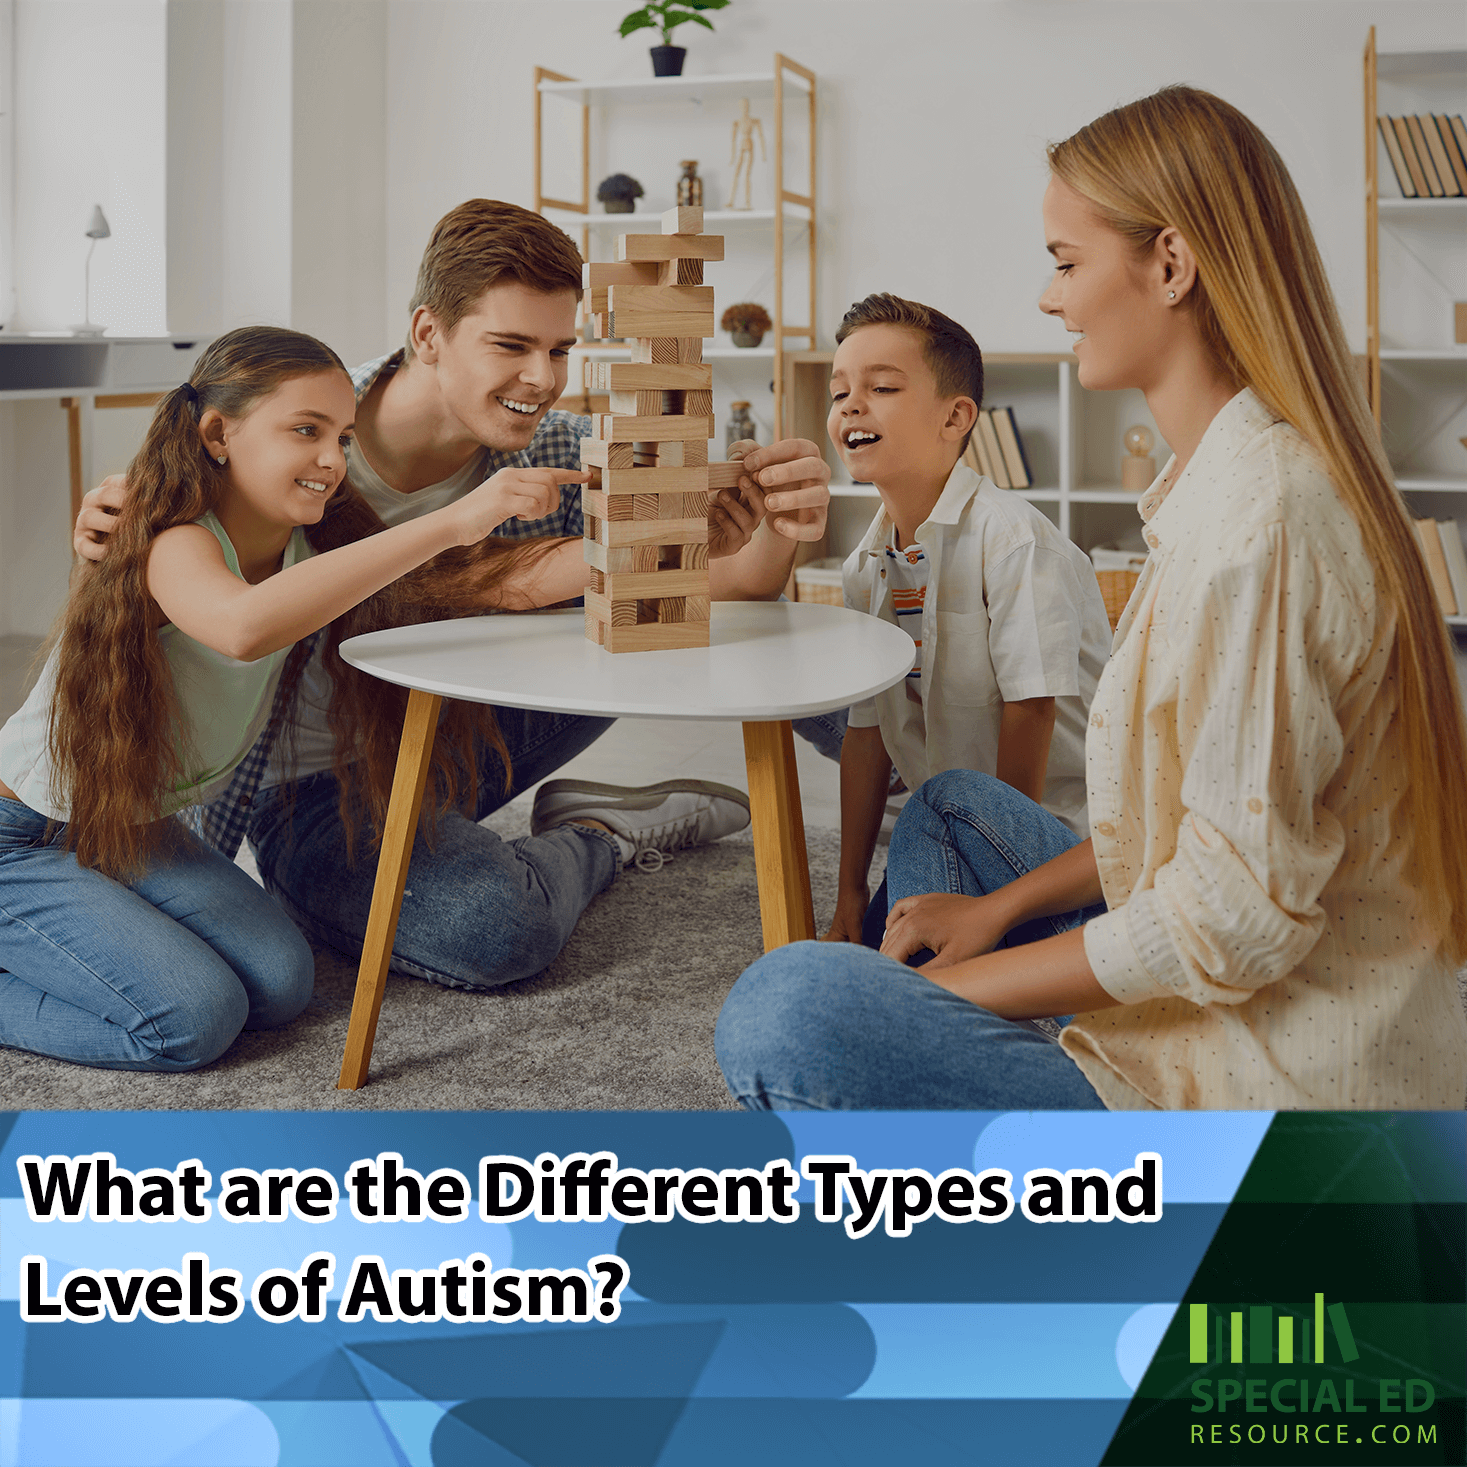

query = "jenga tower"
[579,206,725,652]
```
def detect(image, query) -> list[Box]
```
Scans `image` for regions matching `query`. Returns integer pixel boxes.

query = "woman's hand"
[452,467,590,545]
[74,474,129,561]
[880,891,1015,967]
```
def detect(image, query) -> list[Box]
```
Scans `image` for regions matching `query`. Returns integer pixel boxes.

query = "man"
[75,199,831,990]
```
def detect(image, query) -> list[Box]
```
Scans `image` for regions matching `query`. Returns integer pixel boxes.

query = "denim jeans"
[0,796,313,1071]
[249,708,621,990]
[715,769,1108,1109]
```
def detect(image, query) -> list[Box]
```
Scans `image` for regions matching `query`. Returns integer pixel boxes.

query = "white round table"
[332,602,914,1088]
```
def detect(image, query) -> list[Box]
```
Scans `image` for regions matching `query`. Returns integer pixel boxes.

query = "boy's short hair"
[407,199,584,354]
[835,293,984,449]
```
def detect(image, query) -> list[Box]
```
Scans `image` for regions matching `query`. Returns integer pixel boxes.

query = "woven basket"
[793,557,845,606]
[1091,550,1148,630]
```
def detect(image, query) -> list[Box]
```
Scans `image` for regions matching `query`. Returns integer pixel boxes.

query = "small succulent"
[619,0,730,48]
[597,173,645,204]
[720,302,772,334]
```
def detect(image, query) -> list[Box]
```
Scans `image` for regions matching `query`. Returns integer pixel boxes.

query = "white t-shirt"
[844,462,1111,837]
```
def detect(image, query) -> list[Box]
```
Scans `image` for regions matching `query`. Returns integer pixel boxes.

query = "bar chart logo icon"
[1188,1295,1359,1366]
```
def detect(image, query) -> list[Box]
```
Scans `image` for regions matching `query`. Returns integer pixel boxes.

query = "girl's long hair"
[48,326,350,875]
[1050,85,1467,964]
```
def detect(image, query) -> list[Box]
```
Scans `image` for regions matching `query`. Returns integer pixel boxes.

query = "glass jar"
[726,401,756,455]
[677,160,703,208]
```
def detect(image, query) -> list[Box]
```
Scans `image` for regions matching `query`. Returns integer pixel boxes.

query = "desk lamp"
[71,205,111,337]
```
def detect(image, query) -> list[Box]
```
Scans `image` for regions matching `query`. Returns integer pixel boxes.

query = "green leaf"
[661,7,713,31]
[687,0,730,9]
[673,11,718,30]
[618,10,656,38]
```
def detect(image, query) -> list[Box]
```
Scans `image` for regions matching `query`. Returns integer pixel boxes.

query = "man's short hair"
[407,199,583,353]
[835,294,985,430]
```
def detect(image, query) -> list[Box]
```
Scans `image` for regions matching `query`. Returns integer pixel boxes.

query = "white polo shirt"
[843,462,1111,836]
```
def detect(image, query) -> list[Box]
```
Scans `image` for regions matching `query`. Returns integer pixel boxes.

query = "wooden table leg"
[741,719,816,950]
[337,688,442,1090]
[61,397,84,542]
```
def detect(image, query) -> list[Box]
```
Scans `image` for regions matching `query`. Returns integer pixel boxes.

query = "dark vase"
[650,45,686,77]
[602,199,637,213]
[731,329,765,348]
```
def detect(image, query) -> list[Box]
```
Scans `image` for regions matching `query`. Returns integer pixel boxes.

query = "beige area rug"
[0,807,884,1112]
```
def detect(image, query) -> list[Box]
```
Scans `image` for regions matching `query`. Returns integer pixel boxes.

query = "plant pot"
[731,329,765,348]
[602,199,637,214]
[650,46,686,77]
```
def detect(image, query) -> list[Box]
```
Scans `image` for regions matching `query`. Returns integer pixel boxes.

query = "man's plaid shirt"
[185,350,590,857]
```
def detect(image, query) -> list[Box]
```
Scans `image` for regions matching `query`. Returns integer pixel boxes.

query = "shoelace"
[626,811,703,873]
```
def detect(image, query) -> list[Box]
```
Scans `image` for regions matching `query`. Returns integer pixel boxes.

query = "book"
[1413,518,1457,615]
[1452,117,1467,179]
[1378,117,1417,196]
[991,406,1033,489]
[965,423,995,481]
[1438,520,1467,615]
[1391,116,1432,197]
[1405,115,1446,196]
[1417,114,1461,196]
[1434,114,1467,193]
[975,411,1011,489]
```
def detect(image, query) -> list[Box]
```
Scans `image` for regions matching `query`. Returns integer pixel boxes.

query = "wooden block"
[585,608,605,645]
[582,490,633,521]
[617,233,724,262]
[585,541,636,574]
[680,490,711,518]
[633,545,660,573]
[609,292,714,341]
[610,597,637,626]
[681,541,710,572]
[583,260,660,288]
[681,440,709,466]
[679,338,703,364]
[596,516,708,549]
[659,258,704,286]
[580,439,634,469]
[600,567,710,600]
[603,619,711,653]
[588,567,604,595]
[659,597,687,623]
[632,493,661,519]
[601,465,709,495]
[593,414,714,443]
[684,595,711,624]
[683,390,713,417]
[633,447,659,468]
[662,204,704,234]
[708,460,746,490]
[610,390,663,416]
[609,284,713,317]
[597,361,712,392]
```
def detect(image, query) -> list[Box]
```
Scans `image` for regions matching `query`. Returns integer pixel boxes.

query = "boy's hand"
[822,885,869,945]
[455,467,589,545]
[881,891,1012,967]
[74,474,130,561]
[735,438,829,542]
[707,471,764,560]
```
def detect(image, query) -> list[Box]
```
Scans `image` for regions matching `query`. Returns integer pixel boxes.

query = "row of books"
[1378,114,1467,198]
[964,406,1033,490]
[1415,519,1467,617]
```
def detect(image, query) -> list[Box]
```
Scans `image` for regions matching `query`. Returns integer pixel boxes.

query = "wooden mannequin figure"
[726,98,767,211]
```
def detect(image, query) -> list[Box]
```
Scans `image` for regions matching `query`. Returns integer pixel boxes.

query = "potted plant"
[721,301,771,348]
[619,0,730,78]
[597,173,645,214]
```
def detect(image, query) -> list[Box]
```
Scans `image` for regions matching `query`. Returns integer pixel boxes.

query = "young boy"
[824,293,1111,945]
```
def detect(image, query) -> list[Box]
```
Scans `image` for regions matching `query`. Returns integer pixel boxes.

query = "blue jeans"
[0,797,313,1071]
[249,708,621,990]
[715,770,1108,1109]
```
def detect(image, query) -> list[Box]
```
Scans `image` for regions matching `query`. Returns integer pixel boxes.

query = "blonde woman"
[716,86,1467,1111]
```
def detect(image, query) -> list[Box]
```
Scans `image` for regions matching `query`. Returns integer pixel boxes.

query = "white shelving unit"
[1365,33,1467,629]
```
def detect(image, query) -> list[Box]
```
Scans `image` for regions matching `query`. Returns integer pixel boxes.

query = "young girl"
[716,85,1467,1111]
[0,326,582,1071]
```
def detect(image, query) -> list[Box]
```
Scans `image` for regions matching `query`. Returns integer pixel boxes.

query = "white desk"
[335,601,915,1089]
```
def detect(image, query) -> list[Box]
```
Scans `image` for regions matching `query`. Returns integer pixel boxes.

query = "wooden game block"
[599,567,709,600]
[681,440,709,466]
[585,542,636,573]
[683,390,713,417]
[608,285,714,339]
[610,390,663,416]
[632,493,661,519]
[583,260,660,289]
[582,490,633,521]
[679,339,703,364]
[617,233,724,263]
[679,490,711,519]
[684,595,711,624]
[593,516,708,549]
[681,542,710,572]
[596,362,712,392]
[603,619,711,653]
[600,466,710,495]
[588,567,604,595]
[585,608,605,645]
[633,545,660,573]
[580,439,635,470]
[661,205,704,234]
[708,461,746,490]
[659,258,704,286]
[628,338,682,365]
[659,597,687,623]
[593,414,714,443]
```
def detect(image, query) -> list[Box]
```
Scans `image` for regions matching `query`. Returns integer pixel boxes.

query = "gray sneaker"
[531,778,751,870]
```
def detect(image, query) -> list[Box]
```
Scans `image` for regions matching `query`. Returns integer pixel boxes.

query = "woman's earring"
[216,455,227,465]
[1167,290,1177,300]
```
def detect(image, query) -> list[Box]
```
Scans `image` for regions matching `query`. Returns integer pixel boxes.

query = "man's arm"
[994,696,1057,803]
[708,438,831,601]
[826,723,891,944]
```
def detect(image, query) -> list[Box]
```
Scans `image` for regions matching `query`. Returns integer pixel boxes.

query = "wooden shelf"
[537,70,809,107]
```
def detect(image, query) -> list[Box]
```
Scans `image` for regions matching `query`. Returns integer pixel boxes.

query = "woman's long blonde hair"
[1050,85,1467,964]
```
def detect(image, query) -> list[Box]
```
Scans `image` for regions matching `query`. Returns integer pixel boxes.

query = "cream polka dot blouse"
[1060,389,1467,1110]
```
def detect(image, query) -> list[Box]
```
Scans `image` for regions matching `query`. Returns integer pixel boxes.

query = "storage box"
[793,557,845,606]
[1090,548,1148,629]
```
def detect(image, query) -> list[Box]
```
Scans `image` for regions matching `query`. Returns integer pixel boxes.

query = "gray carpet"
[0,808,885,1112]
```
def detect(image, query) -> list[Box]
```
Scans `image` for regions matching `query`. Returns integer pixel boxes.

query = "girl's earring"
[216,455,227,465]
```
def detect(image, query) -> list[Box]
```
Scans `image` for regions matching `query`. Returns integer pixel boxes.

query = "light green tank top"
[0,512,313,822]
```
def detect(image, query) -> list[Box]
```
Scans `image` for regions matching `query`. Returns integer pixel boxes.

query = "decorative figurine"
[726,401,756,455]
[1121,423,1157,491]
[726,98,767,210]
[677,160,704,209]
[597,173,645,214]
[721,302,771,348]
